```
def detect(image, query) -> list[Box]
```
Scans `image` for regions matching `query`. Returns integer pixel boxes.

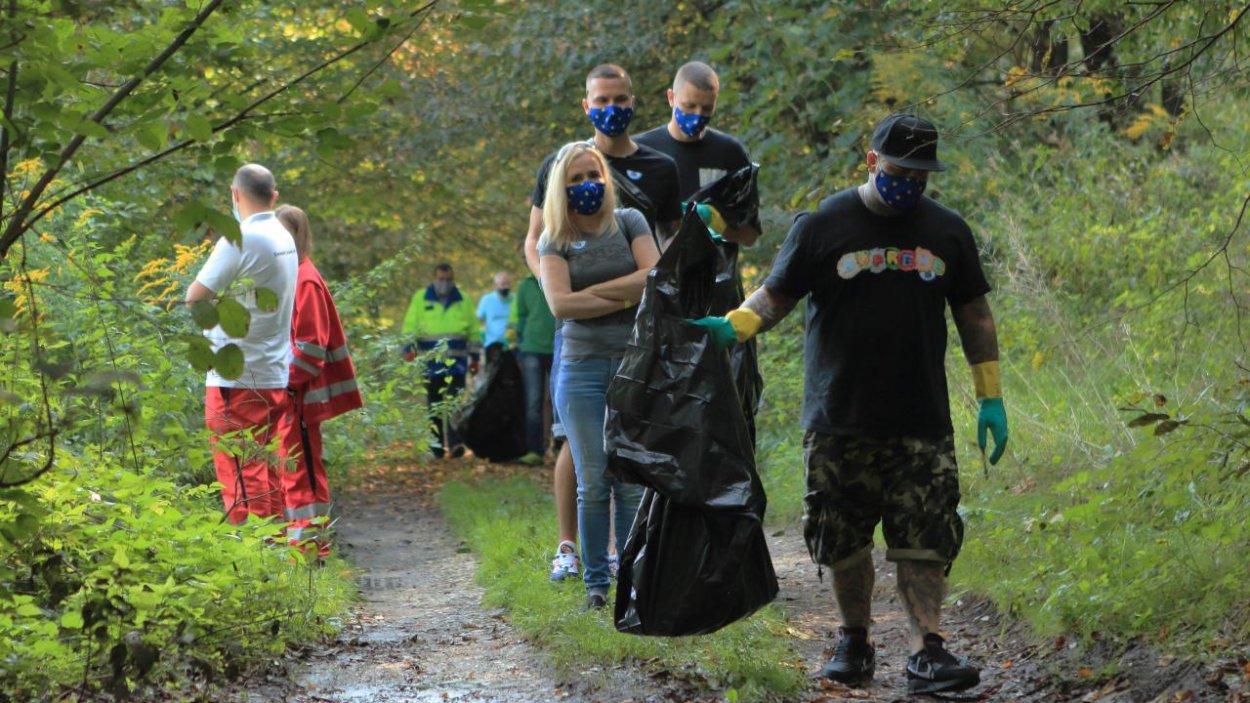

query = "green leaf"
[186,113,213,142]
[185,337,215,373]
[113,547,130,569]
[203,207,241,247]
[60,611,84,629]
[214,344,244,380]
[138,121,167,151]
[345,8,371,33]
[216,298,250,337]
[172,200,208,232]
[255,287,278,312]
[1154,419,1186,436]
[1127,413,1169,428]
[74,117,111,139]
[190,299,219,329]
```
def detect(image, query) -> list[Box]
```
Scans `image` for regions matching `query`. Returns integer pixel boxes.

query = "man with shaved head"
[186,163,299,524]
[635,60,760,245]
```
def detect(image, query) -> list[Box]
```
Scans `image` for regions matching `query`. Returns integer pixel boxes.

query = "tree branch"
[0,0,226,259]
[14,0,443,240]
[0,0,17,225]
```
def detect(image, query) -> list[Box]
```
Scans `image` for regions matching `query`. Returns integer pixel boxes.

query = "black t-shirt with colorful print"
[765,187,991,438]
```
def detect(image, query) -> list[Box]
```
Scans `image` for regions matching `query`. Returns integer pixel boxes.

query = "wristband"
[970,360,1002,399]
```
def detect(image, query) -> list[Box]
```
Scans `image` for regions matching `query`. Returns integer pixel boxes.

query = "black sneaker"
[584,593,607,611]
[817,626,875,686]
[906,633,980,694]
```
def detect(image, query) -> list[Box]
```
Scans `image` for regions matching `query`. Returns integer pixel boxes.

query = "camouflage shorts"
[801,431,963,569]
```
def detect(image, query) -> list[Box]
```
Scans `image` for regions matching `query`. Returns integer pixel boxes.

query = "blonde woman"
[537,142,660,609]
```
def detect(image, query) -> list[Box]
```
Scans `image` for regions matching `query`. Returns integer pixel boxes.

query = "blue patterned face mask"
[673,106,711,137]
[587,105,633,137]
[231,202,241,223]
[566,181,606,215]
[874,168,927,210]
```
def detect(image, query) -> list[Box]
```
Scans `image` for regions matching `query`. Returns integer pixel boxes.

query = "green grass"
[438,475,806,702]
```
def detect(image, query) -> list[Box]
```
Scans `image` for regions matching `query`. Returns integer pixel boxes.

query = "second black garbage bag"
[605,193,777,636]
[451,343,526,462]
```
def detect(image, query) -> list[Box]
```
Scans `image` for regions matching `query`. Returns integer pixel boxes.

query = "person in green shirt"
[510,273,556,465]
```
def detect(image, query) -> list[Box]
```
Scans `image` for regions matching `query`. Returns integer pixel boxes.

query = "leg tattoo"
[832,546,875,631]
[897,560,945,653]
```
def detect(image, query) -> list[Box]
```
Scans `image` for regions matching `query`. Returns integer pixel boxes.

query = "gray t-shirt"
[538,208,650,359]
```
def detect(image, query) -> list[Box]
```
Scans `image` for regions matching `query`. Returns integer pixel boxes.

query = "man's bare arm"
[951,295,999,365]
[656,218,680,246]
[742,285,799,335]
[185,281,216,305]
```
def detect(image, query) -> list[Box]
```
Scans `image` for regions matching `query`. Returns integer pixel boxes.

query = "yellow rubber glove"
[695,203,728,238]
[725,308,762,343]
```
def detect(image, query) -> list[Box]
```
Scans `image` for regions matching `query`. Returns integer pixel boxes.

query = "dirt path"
[242,462,1246,703]
[253,463,678,703]
[281,488,558,702]
[769,519,1244,703]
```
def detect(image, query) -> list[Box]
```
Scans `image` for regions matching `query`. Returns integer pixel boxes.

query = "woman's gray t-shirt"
[538,207,650,359]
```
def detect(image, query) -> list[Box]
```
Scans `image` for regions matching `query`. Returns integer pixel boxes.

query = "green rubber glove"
[977,397,1009,465]
[688,316,736,350]
[695,203,726,242]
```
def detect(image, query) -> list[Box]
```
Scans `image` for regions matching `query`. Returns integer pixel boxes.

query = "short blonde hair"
[539,142,617,253]
[275,204,312,261]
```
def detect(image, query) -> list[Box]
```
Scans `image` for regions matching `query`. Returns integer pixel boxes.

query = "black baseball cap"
[870,113,947,172]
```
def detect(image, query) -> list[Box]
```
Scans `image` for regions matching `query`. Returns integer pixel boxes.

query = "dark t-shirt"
[765,188,991,438]
[531,142,682,231]
[634,125,752,201]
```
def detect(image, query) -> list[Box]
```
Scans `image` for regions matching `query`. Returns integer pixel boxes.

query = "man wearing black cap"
[692,113,1008,694]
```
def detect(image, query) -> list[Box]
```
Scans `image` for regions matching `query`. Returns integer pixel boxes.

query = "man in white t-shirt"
[186,164,299,524]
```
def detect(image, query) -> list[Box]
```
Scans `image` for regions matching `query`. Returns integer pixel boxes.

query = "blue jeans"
[519,352,552,455]
[549,325,565,439]
[555,355,642,595]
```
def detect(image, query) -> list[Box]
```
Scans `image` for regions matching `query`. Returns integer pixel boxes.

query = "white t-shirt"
[195,211,298,389]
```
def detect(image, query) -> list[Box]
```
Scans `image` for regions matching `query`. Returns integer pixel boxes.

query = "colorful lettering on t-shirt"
[836,247,946,281]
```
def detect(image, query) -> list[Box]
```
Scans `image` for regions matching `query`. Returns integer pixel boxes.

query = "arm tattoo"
[951,295,999,365]
[743,285,799,334]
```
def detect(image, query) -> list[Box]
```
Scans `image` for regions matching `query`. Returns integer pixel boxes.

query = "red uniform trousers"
[280,399,333,555]
[205,386,292,524]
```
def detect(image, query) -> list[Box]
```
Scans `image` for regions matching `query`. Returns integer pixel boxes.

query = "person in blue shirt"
[476,271,514,349]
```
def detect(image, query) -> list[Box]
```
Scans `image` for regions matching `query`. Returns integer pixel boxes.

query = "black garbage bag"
[605,210,757,508]
[690,162,762,234]
[614,488,777,636]
[451,343,526,462]
[689,165,764,437]
[606,207,778,636]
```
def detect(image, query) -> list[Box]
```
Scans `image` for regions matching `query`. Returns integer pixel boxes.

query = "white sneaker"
[550,541,580,582]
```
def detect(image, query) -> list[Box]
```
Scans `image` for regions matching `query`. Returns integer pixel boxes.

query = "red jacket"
[289,258,363,424]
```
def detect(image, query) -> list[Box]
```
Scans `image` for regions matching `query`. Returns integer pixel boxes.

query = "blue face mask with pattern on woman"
[587,105,633,137]
[565,181,606,215]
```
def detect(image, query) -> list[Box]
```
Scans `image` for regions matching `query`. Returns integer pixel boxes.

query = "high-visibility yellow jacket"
[401,284,480,377]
